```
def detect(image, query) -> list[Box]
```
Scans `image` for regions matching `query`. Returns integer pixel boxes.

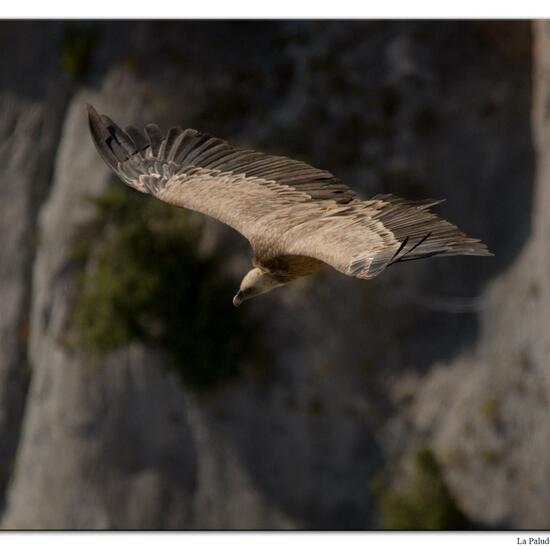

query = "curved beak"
[233,291,244,307]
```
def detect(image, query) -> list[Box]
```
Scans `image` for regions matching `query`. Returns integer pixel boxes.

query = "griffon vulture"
[87,105,491,306]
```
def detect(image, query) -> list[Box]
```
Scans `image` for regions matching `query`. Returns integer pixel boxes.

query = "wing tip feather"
[86,103,118,169]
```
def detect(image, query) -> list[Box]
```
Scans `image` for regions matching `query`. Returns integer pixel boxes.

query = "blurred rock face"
[0,21,70,512]
[0,21,542,528]
[408,21,550,528]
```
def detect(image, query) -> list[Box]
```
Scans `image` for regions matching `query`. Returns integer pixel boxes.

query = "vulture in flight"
[87,105,491,307]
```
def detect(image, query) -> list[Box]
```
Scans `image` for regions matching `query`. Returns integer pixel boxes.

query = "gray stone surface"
[384,21,550,529]
[0,20,544,529]
[0,21,70,509]
[2,73,292,529]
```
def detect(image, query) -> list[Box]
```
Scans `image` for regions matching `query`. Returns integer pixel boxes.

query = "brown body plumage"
[255,255,325,284]
[87,105,492,306]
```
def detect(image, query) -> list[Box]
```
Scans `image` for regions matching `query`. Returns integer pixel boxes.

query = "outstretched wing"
[86,104,355,246]
[87,105,491,281]
[277,194,492,279]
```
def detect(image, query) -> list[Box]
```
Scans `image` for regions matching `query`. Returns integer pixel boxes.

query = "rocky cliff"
[0,20,544,529]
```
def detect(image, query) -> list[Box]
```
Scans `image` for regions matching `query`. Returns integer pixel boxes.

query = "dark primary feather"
[341,195,491,279]
[371,193,487,263]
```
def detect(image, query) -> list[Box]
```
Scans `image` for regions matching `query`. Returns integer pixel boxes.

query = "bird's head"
[233,268,282,307]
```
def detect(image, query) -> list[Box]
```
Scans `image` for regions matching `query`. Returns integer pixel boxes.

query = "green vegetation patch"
[71,184,266,391]
[60,25,98,80]
[377,448,472,529]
